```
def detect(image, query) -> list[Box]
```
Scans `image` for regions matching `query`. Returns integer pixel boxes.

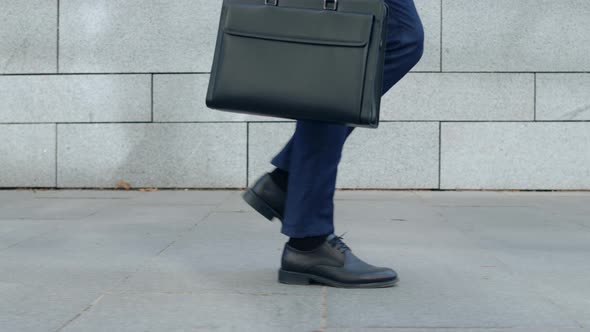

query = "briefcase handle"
[264,0,338,11]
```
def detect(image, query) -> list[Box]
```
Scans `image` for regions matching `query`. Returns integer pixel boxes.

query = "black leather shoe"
[278,234,398,288]
[242,173,286,222]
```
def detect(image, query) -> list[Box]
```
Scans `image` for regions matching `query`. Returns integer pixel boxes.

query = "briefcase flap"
[223,4,374,47]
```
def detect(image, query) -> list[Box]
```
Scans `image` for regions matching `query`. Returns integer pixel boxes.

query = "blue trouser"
[270,0,425,238]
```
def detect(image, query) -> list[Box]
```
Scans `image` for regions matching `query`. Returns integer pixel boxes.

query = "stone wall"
[1,0,589,189]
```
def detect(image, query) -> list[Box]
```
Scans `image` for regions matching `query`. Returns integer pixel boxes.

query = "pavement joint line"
[79,210,100,220]
[96,197,226,296]
[51,204,221,331]
[154,211,212,258]
[54,294,105,332]
[541,296,586,328]
[150,198,227,257]
[0,226,64,252]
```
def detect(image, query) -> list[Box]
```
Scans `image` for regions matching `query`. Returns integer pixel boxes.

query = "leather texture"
[242,173,286,221]
[206,0,389,128]
[280,234,398,286]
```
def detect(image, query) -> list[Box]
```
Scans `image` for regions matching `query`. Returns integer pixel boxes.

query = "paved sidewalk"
[1,189,590,332]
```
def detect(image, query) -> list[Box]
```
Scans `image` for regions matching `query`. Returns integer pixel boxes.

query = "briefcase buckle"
[323,0,338,10]
[265,0,278,6]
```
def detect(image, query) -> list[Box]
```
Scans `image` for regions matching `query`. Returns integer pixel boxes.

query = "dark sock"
[269,167,289,191]
[288,234,330,251]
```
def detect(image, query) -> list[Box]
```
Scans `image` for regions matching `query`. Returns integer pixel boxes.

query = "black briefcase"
[205,0,389,128]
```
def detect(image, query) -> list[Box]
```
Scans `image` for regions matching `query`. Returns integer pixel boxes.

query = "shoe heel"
[242,189,276,221]
[278,269,312,285]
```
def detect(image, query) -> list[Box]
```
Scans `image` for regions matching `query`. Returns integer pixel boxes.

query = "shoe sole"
[278,268,398,288]
[242,189,283,222]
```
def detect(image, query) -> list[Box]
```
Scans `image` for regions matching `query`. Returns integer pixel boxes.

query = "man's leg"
[271,0,424,173]
[268,0,426,287]
[271,125,354,173]
[272,120,350,237]
[381,0,424,93]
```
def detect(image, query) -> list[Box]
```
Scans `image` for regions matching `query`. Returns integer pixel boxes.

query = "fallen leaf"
[115,180,131,190]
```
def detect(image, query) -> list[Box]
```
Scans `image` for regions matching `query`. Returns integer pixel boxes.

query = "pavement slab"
[0,190,589,331]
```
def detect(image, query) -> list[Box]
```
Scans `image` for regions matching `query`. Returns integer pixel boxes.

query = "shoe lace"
[328,232,351,253]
